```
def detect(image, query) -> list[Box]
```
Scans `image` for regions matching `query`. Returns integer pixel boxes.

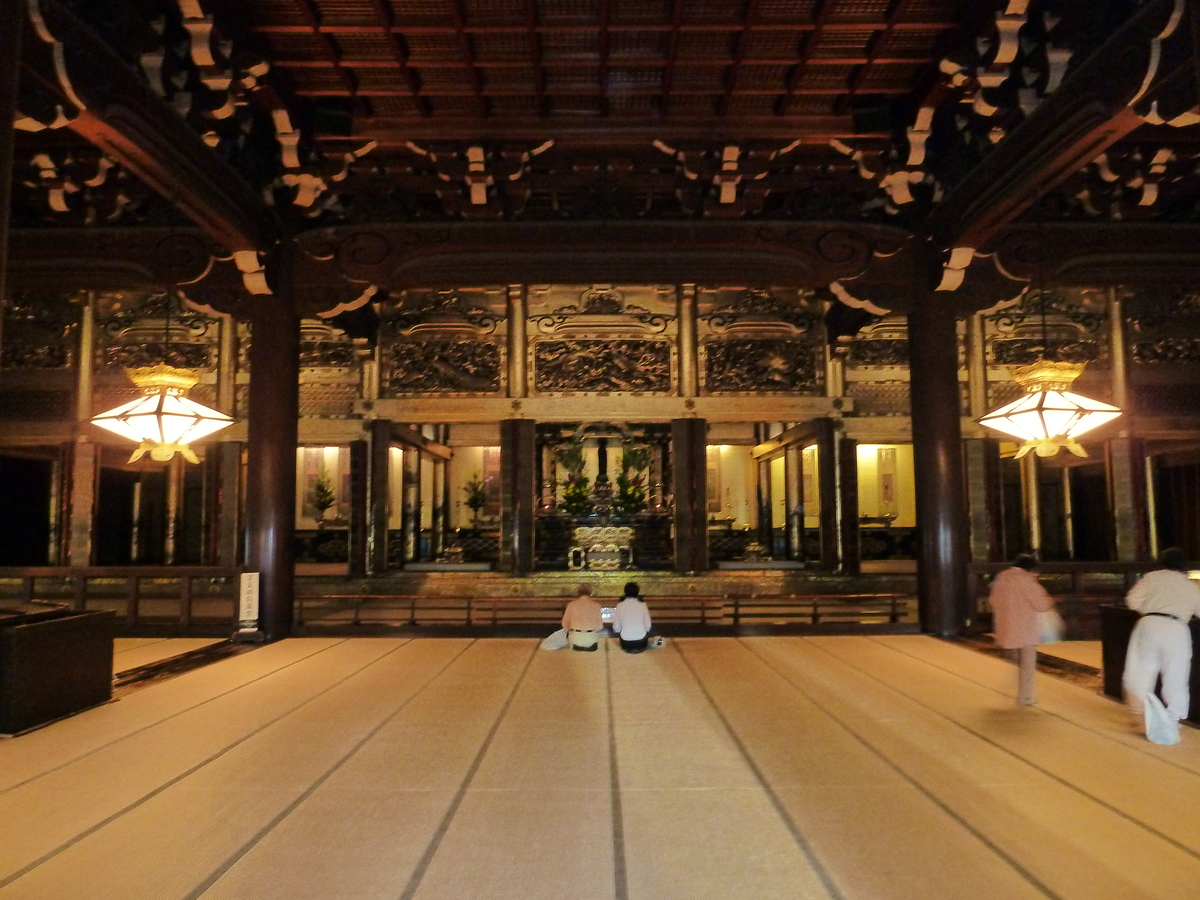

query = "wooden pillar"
[165,456,183,564]
[402,441,420,562]
[214,442,241,567]
[671,418,708,573]
[430,425,447,558]
[754,424,773,555]
[245,269,300,641]
[785,442,803,560]
[909,290,970,637]
[838,435,860,574]
[347,439,368,577]
[367,420,390,574]
[66,441,98,566]
[964,439,995,563]
[67,291,97,566]
[814,418,838,570]
[1022,454,1041,555]
[677,285,699,398]
[1110,438,1149,560]
[0,0,23,345]
[507,285,528,398]
[1107,289,1148,560]
[500,418,536,575]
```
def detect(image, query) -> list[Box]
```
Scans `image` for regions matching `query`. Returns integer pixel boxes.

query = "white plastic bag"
[1038,608,1064,644]
[540,628,568,651]
[1144,692,1181,745]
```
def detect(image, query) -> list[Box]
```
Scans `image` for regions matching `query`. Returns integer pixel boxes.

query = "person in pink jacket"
[988,553,1056,705]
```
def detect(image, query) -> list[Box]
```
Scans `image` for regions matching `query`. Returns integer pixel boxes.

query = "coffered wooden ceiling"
[229,0,961,143]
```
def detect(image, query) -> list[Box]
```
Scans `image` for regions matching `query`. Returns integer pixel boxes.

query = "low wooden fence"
[295,591,912,630]
[0,567,242,629]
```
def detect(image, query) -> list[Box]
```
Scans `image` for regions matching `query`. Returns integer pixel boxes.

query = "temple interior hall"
[2,636,1197,900]
[9,0,1200,896]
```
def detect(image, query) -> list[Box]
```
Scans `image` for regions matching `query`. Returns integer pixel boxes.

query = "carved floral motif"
[300,341,359,368]
[991,339,1100,366]
[2,291,78,369]
[534,340,671,393]
[384,341,501,394]
[988,289,1104,334]
[533,287,673,334]
[848,339,909,366]
[104,343,211,369]
[703,339,822,393]
[387,291,499,334]
[1131,338,1200,364]
[702,288,819,334]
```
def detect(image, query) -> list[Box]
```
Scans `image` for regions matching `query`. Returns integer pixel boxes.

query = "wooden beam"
[389,423,452,460]
[751,421,820,460]
[928,0,1193,251]
[21,0,276,252]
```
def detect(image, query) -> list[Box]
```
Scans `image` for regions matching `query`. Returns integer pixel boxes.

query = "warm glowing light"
[979,360,1120,458]
[91,364,233,463]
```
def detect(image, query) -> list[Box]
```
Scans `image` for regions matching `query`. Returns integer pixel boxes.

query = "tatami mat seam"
[734,638,1063,900]
[863,635,1200,777]
[672,641,846,900]
[0,638,354,798]
[185,640,477,900]
[604,641,630,900]
[0,638,408,892]
[397,640,539,900]
[801,637,1200,865]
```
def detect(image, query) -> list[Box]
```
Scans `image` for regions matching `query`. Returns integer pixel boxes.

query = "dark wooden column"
[672,418,708,573]
[814,418,838,570]
[838,435,860,574]
[909,291,970,636]
[367,421,391,574]
[347,439,368,577]
[0,0,23,341]
[500,418,536,575]
[401,441,421,562]
[245,276,300,641]
[754,424,774,555]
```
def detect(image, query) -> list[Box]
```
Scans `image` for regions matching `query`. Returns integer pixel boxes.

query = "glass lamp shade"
[979,360,1120,458]
[91,365,233,463]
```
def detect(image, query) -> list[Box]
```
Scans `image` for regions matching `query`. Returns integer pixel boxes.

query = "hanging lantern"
[91,364,233,463]
[979,360,1120,458]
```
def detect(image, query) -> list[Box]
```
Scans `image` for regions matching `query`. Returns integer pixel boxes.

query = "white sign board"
[238,572,261,630]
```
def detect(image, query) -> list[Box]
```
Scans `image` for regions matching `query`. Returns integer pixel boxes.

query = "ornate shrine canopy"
[6,0,1200,317]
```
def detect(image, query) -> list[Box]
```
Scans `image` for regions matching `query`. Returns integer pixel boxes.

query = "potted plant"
[463,472,487,528]
[614,443,649,516]
[309,466,336,529]
[555,438,592,517]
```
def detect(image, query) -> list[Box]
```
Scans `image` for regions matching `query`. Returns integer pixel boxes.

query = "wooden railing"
[0,567,242,629]
[295,591,913,630]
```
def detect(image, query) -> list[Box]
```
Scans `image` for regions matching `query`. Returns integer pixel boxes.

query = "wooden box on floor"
[0,608,115,734]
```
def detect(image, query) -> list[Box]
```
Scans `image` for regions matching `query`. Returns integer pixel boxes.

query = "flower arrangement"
[555,437,593,517]
[614,443,650,515]
[463,472,487,526]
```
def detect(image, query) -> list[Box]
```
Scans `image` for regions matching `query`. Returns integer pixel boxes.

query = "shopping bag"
[1038,608,1064,644]
[539,628,568,651]
[1144,692,1181,745]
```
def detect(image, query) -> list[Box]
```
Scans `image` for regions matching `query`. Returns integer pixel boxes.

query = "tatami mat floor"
[1,635,1195,899]
[113,638,226,674]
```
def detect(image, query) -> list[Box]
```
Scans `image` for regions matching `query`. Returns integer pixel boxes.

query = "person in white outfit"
[1123,547,1200,724]
[612,581,652,654]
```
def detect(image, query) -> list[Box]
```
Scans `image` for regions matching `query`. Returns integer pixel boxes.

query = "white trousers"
[1123,616,1193,720]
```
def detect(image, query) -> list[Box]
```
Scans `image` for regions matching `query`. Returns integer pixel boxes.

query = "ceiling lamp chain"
[90,289,234,463]
[978,204,1120,457]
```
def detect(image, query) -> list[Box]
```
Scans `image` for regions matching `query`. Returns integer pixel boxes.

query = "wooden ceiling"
[227,0,961,144]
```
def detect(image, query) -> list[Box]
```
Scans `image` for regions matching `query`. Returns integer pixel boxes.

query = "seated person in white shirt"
[561,584,603,652]
[1123,547,1200,723]
[612,581,652,654]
